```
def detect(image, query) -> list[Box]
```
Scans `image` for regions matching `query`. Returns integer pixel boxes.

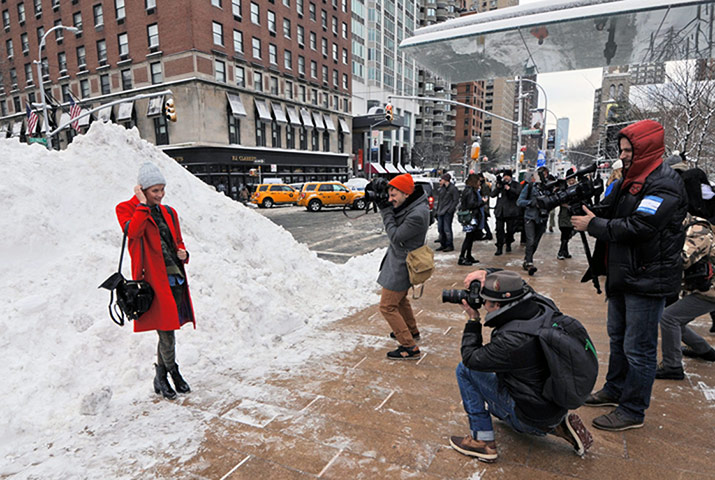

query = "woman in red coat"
[116,162,195,400]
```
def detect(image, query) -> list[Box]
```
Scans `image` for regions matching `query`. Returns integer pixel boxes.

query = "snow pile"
[0,122,382,477]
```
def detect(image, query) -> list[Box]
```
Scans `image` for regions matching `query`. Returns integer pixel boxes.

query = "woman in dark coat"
[115,162,195,400]
[458,174,484,266]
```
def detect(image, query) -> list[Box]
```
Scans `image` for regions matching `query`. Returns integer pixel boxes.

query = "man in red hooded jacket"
[572,120,687,431]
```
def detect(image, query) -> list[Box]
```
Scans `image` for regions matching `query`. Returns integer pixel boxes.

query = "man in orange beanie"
[374,173,430,359]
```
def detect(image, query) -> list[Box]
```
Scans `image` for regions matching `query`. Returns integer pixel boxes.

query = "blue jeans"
[455,363,546,441]
[437,212,455,248]
[603,294,664,421]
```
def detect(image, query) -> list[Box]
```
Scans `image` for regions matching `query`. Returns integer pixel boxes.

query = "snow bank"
[0,122,382,477]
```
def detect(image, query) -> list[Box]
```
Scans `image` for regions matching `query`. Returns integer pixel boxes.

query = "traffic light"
[384,103,393,123]
[164,98,177,122]
[470,141,480,160]
[519,152,524,163]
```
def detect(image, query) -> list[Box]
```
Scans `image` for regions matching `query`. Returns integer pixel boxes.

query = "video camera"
[536,163,604,215]
[442,280,484,310]
[363,177,390,211]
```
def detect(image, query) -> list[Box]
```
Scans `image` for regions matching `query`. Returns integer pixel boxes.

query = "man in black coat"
[449,270,593,463]
[490,170,521,255]
[573,119,687,431]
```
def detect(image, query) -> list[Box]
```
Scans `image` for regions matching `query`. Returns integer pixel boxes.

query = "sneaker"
[386,345,421,360]
[442,246,455,253]
[564,253,572,259]
[552,414,593,456]
[466,256,479,264]
[592,409,644,431]
[584,389,619,407]
[449,435,498,462]
[557,253,566,260]
[458,258,473,266]
[389,331,420,341]
[682,346,715,361]
[655,364,685,380]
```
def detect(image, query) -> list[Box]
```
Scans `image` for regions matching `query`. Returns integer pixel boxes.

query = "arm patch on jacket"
[636,195,664,215]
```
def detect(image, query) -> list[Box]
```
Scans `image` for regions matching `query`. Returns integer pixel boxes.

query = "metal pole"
[368,124,372,180]
[515,76,523,175]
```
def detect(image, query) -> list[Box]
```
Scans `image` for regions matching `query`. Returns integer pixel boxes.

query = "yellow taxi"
[250,183,300,208]
[297,181,366,212]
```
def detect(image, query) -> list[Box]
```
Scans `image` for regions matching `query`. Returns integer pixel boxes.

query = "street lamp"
[518,77,549,153]
[34,24,81,150]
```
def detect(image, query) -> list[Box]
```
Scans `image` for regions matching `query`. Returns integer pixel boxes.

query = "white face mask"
[702,184,715,200]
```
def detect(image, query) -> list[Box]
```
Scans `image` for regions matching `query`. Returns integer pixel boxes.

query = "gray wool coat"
[377,187,430,291]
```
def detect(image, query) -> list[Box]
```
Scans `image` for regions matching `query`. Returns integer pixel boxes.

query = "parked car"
[345,177,369,192]
[412,177,440,225]
[250,183,300,208]
[298,181,366,211]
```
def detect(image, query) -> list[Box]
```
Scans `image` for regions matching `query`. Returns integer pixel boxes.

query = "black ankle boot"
[458,257,473,266]
[168,364,191,394]
[154,363,177,400]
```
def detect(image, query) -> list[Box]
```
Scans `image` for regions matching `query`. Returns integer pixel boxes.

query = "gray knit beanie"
[137,162,166,188]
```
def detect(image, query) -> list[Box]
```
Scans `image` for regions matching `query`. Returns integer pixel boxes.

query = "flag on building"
[69,98,81,131]
[25,104,39,135]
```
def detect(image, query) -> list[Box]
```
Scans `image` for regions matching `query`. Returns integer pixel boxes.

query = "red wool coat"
[116,196,196,333]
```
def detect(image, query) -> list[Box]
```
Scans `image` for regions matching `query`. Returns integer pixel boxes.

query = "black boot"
[711,311,715,333]
[168,364,191,393]
[458,257,473,266]
[154,363,177,400]
[495,245,503,256]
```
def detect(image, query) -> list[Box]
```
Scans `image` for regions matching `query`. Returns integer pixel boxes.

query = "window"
[232,0,241,17]
[2,10,9,29]
[283,18,290,38]
[146,0,156,9]
[61,84,70,102]
[342,48,347,64]
[283,0,290,6]
[76,45,86,67]
[299,85,306,102]
[154,115,169,145]
[215,60,226,82]
[253,71,262,91]
[93,4,103,27]
[268,43,277,64]
[9,68,17,87]
[309,32,316,50]
[286,126,294,148]
[228,113,240,144]
[332,16,337,35]
[321,64,327,84]
[342,22,347,38]
[255,117,266,146]
[310,60,317,78]
[54,20,63,41]
[6,39,13,58]
[321,38,327,57]
[97,39,107,63]
[299,126,307,149]
[24,63,33,85]
[297,0,303,17]
[338,132,344,152]
[100,73,110,94]
[147,23,159,49]
[285,80,293,99]
[298,55,305,75]
[235,65,245,86]
[332,43,338,61]
[57,52,67,72]
[309,2,315,21]
[211,0,222,6]
[252,37,261,58]
[311,129,318,149]
[250,2,259,24]
[342,73,348,90]
[212,21,223,46]
[121,68,132,90]
[297,25,304,46]
[321,10,327,30]
[33,0,42,16]
[73,11,82,29]
[323,130,329,151]
[118,33,128,57]
[18,3,25,23]
[267,10,276,33]
[36,26,44,44]
[332,69,338,87]
[21,33,29,53]
[80,78,90,98]
[284,49,292,69]
[311,88,318,105]
[269,76,278,94]
[115,0,125,20]
[231,30,243,54]
[271,121,281,147]
[150,61,162,84]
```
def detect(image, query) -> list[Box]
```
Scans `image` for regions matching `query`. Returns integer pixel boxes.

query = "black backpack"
[500,295,599,410]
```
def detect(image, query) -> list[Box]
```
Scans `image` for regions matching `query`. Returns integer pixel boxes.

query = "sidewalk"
[169,229,715,480]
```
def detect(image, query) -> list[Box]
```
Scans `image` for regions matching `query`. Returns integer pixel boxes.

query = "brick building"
[0,0,354,192]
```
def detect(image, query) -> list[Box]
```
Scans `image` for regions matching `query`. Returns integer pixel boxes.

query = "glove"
[377,196,391,210]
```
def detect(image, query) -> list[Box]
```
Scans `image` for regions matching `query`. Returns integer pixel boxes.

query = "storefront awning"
[384,163,400,174]
[60,112,71,128]
[300,108,314,128]
[11,121,23,137]
[271,102,288,124]
[397,164,408,173]
[147,96,164,117]
[365,162,387,174]
[338,117,350,133]
[227,92,247,117]
[254,98,272,122]
[117,101,134,122]
[97,105,113,122]
[77,110,90,127]
[323,115,336,132]
[311,111,325,131]
[286,105,301,126]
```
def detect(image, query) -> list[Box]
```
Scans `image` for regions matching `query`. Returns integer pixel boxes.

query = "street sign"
[270,164,277,172]
[521,128,541,135]
[28,137,48,146]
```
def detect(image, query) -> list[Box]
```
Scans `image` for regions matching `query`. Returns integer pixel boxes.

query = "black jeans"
[495,216,518,247]
[460,230,480,259]
[524,219,546,263]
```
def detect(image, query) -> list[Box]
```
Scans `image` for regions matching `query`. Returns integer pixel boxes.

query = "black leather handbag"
[99,222,155,326]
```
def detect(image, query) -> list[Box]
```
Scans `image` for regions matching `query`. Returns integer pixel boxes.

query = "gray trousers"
[157,330,176,369]
[659,293,715,368]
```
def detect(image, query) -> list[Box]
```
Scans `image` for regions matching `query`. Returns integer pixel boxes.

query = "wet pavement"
[166,227,715,479]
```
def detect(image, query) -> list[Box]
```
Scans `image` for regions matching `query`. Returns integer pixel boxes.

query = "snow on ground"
[0,122,383,478]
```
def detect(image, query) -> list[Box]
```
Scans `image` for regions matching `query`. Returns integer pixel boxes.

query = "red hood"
[619,119,664,195]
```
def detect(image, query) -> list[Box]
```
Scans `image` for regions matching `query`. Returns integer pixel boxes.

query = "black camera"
[536,163,604,214]
[364,177,389,209]
[442,280,484,310]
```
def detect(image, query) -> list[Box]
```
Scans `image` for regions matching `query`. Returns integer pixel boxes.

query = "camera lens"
[442,289,467,305]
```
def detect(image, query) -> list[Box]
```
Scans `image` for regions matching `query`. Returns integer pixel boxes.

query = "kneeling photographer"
[446,269,594,462]
[366,173,430,360]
